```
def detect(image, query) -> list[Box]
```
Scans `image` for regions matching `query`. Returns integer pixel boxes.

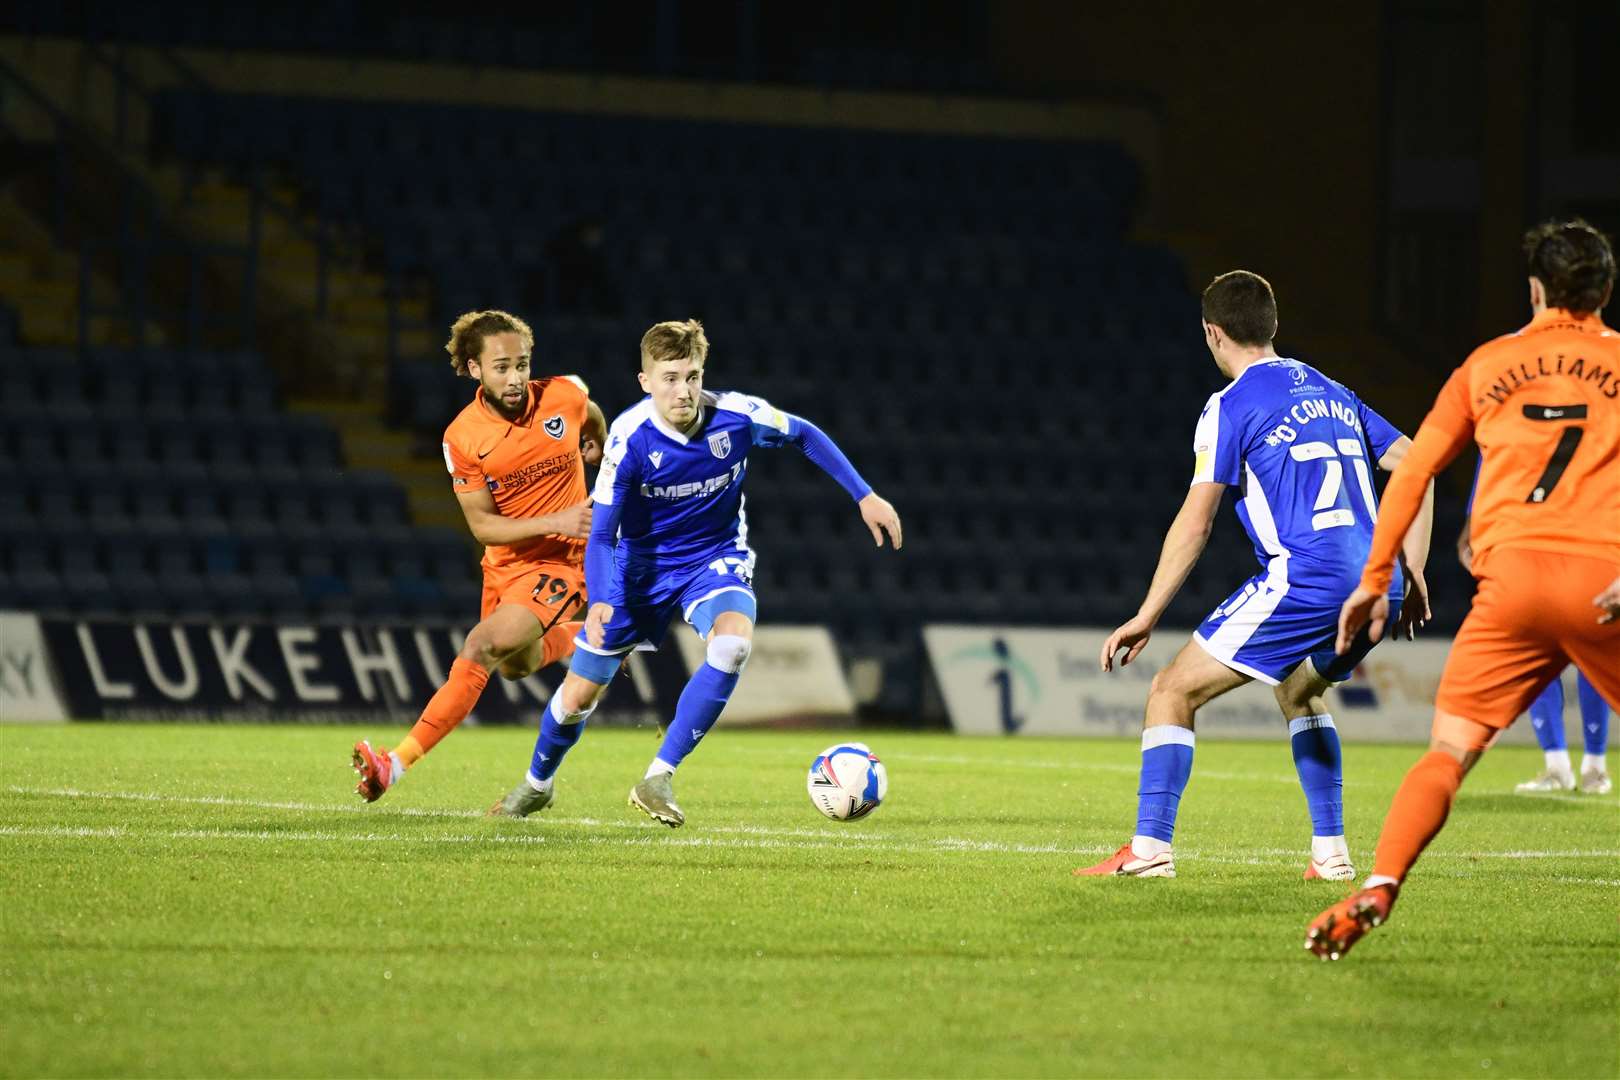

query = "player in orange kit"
[1306,219,1620,959]
[351,310,607,801]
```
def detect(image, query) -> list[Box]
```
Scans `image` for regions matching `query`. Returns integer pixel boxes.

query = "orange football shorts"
[1434,546,1620,728]
[479,559,587,631]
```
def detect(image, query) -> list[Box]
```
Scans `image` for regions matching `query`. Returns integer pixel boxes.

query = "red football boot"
[351,740,400,803]
[1073,841,1175,878]
[1304,883,1399,960]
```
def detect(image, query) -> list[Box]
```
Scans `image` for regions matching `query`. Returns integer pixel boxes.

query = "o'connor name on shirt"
[1261,398,1366,448]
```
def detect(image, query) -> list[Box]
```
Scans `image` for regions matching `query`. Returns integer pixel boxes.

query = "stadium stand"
[136,90,1265,701]
[2,32,1470,711]
[0,340,481,621]
[10,0,999,94]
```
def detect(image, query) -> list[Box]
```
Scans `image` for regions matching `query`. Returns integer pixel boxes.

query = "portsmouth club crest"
[542,415,566,439]
[707,430,731,459]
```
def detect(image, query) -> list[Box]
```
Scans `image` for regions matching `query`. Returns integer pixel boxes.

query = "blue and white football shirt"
[1190,358,1406,685]
[1192,357,1405,600]
[574,389,871,664]
[591,390,795,569]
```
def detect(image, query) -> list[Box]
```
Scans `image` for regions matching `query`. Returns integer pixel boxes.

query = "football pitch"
[2,725,1615,1079]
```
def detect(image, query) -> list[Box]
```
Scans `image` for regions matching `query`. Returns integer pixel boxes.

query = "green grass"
[1,725,1615,1079]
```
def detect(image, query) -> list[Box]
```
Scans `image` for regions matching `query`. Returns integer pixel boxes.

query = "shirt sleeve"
[585,429,637,606]
[1358,366,1478,593]
[1423,362,1477,440]
[591,427,640,506]
[1356,396,1405,460]
[725,392,872,499]
[584,497,624,608]
[784,415,873,502]
[731,393,796,448]
[1190,392,1240,486]
[441,436,483,493]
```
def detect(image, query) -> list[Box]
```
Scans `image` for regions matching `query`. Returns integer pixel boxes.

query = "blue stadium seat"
[129,89,1221,638]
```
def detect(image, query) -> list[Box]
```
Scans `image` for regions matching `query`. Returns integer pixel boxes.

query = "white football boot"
[1578,767,1613,795]
[1515,768,1576,793]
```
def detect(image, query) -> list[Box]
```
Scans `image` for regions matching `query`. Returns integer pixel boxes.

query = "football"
[806,742,888,820]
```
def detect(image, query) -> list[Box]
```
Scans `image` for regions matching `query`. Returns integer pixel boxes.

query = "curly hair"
[1523,219,1616,316]
[445,310,535,376]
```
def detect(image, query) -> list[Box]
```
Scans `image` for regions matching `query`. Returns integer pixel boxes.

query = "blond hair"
[445,310,534,376]
[639,319,709,371]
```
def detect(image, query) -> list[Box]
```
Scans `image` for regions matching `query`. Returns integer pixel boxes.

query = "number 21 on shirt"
[1289,438,1378,531]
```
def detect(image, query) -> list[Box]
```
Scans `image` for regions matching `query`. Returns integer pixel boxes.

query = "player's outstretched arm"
[455,486,593,545]
[771,411,900,549]
[1377,436,1435,640]
[1357,371,1475,599]
[1100,482,1225,672]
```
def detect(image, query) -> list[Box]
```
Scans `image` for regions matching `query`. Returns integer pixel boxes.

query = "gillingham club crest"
[707,431,731,459]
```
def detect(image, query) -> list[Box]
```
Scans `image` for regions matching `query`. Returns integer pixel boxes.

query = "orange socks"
[393,626,577,769]
[1371,750,1466,883]
[541,620,581,668]
[396,657,491,767]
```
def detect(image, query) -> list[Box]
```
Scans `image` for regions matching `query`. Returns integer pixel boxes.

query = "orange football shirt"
[1362,308,1620,593]
[442,376,590,573]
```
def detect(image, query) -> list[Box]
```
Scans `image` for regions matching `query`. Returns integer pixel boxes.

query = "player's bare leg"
[1306,711,1491,959]
[496,619,583,681]
[489,667,614,817]
[1076,641,1247,877]
[353,605,543,801]
[1274,660,1355,881]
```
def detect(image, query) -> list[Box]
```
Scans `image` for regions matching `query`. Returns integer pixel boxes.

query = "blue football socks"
[653,662,741,772]
[1576,672,1609,758]
[1528,678,1567,751]
[1289,714,1344,838]
[1135,726,1195,844]
[528,694,588,785]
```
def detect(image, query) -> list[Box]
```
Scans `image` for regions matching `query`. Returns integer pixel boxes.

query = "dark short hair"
[1523,219,1616,315]
[1201,270,1278,347]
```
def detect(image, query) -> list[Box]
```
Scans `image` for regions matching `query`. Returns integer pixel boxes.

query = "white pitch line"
[1,825,1617,886]
[6,824,1617,895]
[2,787,1618,865]
[754,749,1315,787]
[3,785,907,843]
[0,823,1066,855]
[4,784,487,820]
[747,747,1620,797]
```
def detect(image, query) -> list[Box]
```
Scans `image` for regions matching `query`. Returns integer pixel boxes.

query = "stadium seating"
[5,80,1468,710]
[0,341,486,621]
[13,2,997,95]
[133,91,1280,702]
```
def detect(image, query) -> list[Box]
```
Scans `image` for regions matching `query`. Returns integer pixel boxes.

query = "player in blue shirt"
[488,319,902,825]
[1076,271,1435,880]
